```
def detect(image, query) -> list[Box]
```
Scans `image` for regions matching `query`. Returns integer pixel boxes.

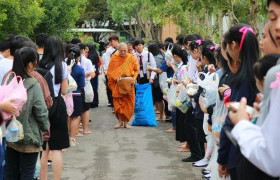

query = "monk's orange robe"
[107,53,139,122]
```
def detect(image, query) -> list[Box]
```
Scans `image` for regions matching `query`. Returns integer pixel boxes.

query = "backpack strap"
[110,49,117,57]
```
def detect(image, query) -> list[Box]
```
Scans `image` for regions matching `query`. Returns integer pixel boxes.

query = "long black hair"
[171,44,188,64]
[223,24,259,88]
[87,43,99,66]
[12,47,38,79]
[148,43,161,56]
[38,36,65,84]
[87,43,98,57]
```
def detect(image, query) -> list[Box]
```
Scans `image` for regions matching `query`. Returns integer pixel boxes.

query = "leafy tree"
[107,0,166,41]
[34,0,86,41]
[79,0,115,42]
[0,0,44,40]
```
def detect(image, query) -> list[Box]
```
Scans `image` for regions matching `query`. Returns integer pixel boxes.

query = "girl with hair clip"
[217,24,259,180]
[200,45,233,179]
[5,47,49,180]
[193,43,218,169]
[66,46,85,147]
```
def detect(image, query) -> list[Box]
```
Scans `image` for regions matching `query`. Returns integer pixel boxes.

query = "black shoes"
[182,156,200,162]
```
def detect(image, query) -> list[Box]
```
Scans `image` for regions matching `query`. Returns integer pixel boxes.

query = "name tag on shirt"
[140,70,144,78]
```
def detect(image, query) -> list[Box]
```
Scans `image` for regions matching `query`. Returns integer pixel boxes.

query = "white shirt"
[187,55,198,82]
[79,55,95,74]
[135,51,157,79]
[232,86,280,177]
[51,62,68,97]
[102,46,116,73]
[0,54,4,60]
[0,58,13,84]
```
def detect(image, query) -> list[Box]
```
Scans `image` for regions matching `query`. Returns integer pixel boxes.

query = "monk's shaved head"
[118,42,128,57]
[118,42,128,49]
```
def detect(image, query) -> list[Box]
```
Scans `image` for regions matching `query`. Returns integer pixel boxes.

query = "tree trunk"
[218,9,223,40]
[128,16,136,38]
[248,0,259,32]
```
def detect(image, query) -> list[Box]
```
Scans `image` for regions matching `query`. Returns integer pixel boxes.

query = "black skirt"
[176,108,187,142]
[152,83,163,103]
[43,95,70,150]
[71,95,82,117]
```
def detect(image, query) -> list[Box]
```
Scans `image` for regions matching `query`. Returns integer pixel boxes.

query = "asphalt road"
[48,75,202,180]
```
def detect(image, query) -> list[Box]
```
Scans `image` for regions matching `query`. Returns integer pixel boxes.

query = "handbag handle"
[2,72,16,86]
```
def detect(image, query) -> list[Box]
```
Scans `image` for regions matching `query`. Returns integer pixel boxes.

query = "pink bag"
[63,93,74,116]
[0,72,27,120]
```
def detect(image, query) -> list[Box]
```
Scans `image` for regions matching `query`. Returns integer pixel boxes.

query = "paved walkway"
[48,75,202,180]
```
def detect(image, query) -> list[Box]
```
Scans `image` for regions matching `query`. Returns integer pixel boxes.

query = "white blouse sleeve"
[232,87,280,177]
[149,53,157,80]
[62,62,68,79]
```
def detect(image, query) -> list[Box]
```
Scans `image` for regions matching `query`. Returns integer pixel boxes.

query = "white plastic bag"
[198,73,219,108]
[186,83,198,96]
[165,44,176,65]
[167,83,177,111]
[5,116,24,143]
[203,114,210,135]
[175,86,191,113]
[159,72,169,95]
[212,92,228,144]
[84,78,94,103]
[67,74,77,93]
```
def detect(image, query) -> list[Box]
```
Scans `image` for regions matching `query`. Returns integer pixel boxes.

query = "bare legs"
[114,113,130,129]
[40,144,63,180]
[70,116,80,146]
[156,100,166,120]
[81,110,92,134]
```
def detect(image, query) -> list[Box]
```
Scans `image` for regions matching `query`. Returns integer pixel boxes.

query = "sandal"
[70,138,77,147]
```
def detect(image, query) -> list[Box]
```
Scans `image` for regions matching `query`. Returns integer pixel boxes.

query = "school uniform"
[135,51,157,84]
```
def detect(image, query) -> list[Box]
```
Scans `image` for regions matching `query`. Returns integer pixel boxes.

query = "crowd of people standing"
[0,0,280,179]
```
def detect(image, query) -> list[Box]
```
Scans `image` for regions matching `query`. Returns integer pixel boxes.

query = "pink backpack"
[0,72,27,120]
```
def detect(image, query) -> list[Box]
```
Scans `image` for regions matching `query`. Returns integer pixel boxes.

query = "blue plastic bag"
[132,83,157,126]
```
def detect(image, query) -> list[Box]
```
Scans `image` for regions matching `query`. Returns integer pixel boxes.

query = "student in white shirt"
[78,43,95,135]
[134,39,157,84]
[103,35,119,107]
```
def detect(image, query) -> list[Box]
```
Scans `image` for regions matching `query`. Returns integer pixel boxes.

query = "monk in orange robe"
[107,43,139,129]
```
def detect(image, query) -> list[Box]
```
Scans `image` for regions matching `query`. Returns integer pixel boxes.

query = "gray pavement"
[48,75,202,180]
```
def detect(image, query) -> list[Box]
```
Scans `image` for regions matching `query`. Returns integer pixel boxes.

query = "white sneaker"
[193,158,208,167]
[203,173,211,178]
